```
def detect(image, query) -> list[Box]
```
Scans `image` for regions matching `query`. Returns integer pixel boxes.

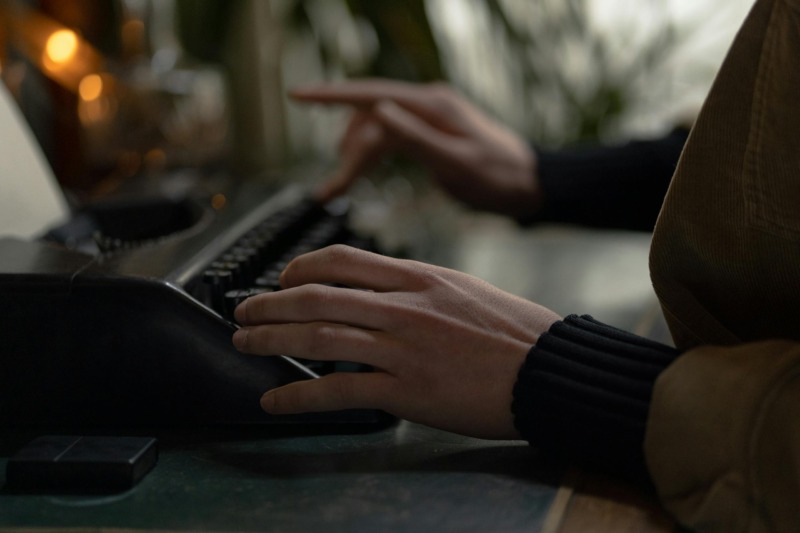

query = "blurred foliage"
[173,0,683,148]
[345,0,443,81]
[176,0,443,81]
[282,0,444,81]
[481,0,678,143]
[175,0,236,63]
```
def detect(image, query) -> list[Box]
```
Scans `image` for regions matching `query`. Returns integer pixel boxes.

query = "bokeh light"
[78,73,103,101]
[44,29,78,65]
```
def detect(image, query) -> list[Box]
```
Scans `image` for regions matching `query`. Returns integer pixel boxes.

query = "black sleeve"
[522,128,689,231]
[512,315,681,483]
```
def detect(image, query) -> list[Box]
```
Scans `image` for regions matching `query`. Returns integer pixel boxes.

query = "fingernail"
[232,328,249,351]
[233,297,248,323]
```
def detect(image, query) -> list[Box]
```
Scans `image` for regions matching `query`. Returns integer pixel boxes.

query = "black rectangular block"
[5,435,158,493]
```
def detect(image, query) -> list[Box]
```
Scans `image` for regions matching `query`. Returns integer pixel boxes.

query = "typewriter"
[0,83,391,429]
[0,183,394,429]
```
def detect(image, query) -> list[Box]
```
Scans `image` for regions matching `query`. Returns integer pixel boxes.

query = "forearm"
[524,128,688,231]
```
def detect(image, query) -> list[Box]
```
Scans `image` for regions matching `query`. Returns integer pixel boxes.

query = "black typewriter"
[0,182,392,429]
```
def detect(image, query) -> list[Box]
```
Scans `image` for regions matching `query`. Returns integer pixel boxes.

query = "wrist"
[504,144,543,219]
[512,314,681,480]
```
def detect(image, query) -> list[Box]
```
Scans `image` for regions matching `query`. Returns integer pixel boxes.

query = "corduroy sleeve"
[512,314,680,481]
[645,341,800,532]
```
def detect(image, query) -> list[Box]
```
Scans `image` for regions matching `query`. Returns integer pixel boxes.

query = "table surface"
[0,195,676,532]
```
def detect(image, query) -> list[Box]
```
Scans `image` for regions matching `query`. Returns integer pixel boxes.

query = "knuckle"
[296,283,329,308]
[426,82,458,110]
[358,119,385,145]
[297,284,342,319]
[324,243,356,262]
[305,323,338,355]
[320,244,368,274]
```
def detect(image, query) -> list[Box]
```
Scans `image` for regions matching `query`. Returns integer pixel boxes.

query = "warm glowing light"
[211,193,227,211]
[144,148,167,170]
[45,30,79,64]
[78,74,103,101]
[78,74,118,124]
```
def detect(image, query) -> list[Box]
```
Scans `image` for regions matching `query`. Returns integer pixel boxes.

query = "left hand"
[290,80,542,218]
[232,245,561,439]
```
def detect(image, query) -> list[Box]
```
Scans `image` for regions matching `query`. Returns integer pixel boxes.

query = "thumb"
[260,372,391,414]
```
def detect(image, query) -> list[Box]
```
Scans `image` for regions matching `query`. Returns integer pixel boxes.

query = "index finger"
[290,79,416,104]
[289,79,437,115]
[280,244,436,293]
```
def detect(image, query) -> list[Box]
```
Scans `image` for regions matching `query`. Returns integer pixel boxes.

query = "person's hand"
[291,79,542,219]
[232,245,561,439]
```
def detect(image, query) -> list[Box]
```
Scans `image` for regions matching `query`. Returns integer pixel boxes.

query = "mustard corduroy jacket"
[647,0,800,530]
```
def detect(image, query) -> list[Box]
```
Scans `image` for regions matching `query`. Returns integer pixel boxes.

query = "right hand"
[233,245,562,439]
[291,79,542,218]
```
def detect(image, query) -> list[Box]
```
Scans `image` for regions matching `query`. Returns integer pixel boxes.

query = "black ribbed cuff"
[512,314,680,481]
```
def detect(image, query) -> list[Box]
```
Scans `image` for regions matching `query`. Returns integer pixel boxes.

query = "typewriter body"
[0,183,390,429]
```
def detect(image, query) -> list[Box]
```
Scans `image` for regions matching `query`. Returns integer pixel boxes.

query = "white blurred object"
[0,82,70,239]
